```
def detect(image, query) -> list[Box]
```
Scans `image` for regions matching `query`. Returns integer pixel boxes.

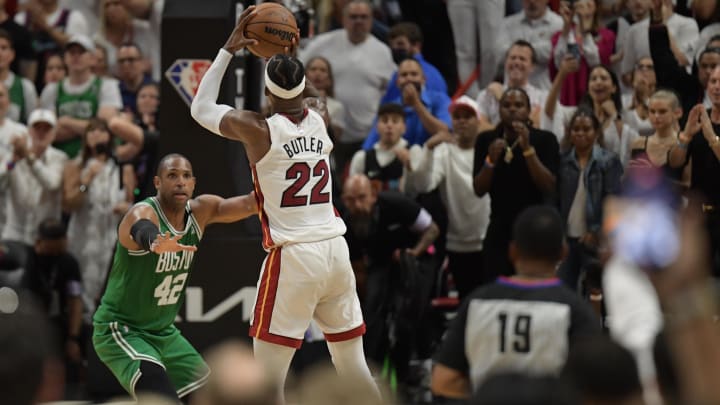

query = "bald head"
[342,174,376,217]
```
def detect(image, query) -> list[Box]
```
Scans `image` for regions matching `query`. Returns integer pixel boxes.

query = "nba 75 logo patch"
[165,59,212,107]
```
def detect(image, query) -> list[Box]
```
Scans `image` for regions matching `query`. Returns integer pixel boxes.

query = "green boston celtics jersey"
[93,197,203,332]
[54,76,102,158]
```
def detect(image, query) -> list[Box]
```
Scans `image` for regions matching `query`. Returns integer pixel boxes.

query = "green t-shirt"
[55,76,101,158]
[93,197,203,332]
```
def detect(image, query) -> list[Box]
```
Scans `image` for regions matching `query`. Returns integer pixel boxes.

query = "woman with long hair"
[546,63,639,166]
[62,118,138,319]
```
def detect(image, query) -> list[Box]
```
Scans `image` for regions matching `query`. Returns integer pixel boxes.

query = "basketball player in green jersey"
[92,153,257,402]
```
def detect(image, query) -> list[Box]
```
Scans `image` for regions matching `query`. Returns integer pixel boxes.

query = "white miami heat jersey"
[252,109,346,249]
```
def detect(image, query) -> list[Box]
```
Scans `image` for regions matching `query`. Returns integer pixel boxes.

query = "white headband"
[265,70,306,99]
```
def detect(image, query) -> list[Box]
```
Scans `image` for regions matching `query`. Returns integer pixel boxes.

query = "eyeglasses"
[118,57,139,64]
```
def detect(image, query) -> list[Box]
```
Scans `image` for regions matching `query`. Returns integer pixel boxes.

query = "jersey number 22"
[281,161,330,207]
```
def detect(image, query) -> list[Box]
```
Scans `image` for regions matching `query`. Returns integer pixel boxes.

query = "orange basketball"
[244,3,298,59]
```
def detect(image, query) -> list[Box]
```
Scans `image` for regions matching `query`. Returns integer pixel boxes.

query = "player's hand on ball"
[224,6,259,54]
[150,232,198,254]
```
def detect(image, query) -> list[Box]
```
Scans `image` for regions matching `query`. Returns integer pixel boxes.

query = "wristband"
[677,140,688,150]
[484,155,495,169]
[522,147,536,157]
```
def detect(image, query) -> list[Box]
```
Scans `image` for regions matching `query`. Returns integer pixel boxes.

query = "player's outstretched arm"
[192,192,258,227]
[191,6,267,144]
[118,204,198,254]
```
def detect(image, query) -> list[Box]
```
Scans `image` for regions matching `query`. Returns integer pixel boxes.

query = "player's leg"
[248,246,319,398]
[314,236,380,398]
[134,361,178,400]
[92,321,173,400]
[157,326,210,400]
[252,338,296,402]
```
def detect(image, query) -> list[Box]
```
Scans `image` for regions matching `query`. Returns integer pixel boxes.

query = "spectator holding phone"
[550,0,616,106]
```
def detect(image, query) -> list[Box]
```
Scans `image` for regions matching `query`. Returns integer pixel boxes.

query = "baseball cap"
[28,109,57,127]
[449,95,480,119]
[66,34,94,52]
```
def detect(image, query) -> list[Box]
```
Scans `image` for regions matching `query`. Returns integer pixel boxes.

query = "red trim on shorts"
[333,206,341,217]
[324,323,366,342]
[256,331,303,349]
[251,165,275,250]
[250,248,301,348]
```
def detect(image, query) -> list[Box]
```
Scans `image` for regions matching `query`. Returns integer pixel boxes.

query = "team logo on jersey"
[165,59,212,107]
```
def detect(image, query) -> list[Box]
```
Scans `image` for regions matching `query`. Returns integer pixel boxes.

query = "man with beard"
[92,154,257,401]
[474,87,559,279]
[342,174,439,376]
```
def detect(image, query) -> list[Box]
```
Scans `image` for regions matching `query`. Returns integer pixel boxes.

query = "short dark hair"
[501,87,531,109]
[266,54,305,93]
[37,218,67,241]
[377,103,404,119]
[512,206,564,261]
[507,39,537,65]
[388,22,423,44]
[699,46,720,62]
[562,336,643,402]
[156,153,192,176]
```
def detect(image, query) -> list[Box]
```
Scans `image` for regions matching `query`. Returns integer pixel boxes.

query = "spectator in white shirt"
[476,40,548,132]
[0,108,67,244]
[408,96,491,298]
[496,0,564,90]
[299,0,396,173]
[0,81,27,232]
[620,0,698,85]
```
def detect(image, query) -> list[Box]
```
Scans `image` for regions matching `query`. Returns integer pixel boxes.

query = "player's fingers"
[237,8,257,33]
[180,244,198,252]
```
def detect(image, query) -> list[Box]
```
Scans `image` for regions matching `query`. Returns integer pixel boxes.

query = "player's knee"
[136,361,178,401]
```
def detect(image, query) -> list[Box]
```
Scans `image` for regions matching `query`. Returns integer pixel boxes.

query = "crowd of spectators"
[4,0,720,404]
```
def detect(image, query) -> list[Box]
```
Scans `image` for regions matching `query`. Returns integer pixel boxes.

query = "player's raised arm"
[192,192,258,226]
[190,6,267,144]
[118,204,197,253]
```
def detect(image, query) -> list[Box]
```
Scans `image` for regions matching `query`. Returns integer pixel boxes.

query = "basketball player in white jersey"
[190,6,379,401]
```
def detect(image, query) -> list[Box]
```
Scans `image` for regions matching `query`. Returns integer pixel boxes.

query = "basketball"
[244,3,298,59]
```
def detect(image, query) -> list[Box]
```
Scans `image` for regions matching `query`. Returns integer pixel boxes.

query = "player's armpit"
[219,109,269,143]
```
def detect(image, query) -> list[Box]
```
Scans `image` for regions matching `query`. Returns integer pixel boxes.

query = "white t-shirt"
[0,118,27,231]
[409,143,491,252]
[299,30,396,143]
[59,0,99,33]
[621,14,699,76]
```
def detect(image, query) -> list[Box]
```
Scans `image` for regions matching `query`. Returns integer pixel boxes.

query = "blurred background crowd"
[4,0,720,404]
